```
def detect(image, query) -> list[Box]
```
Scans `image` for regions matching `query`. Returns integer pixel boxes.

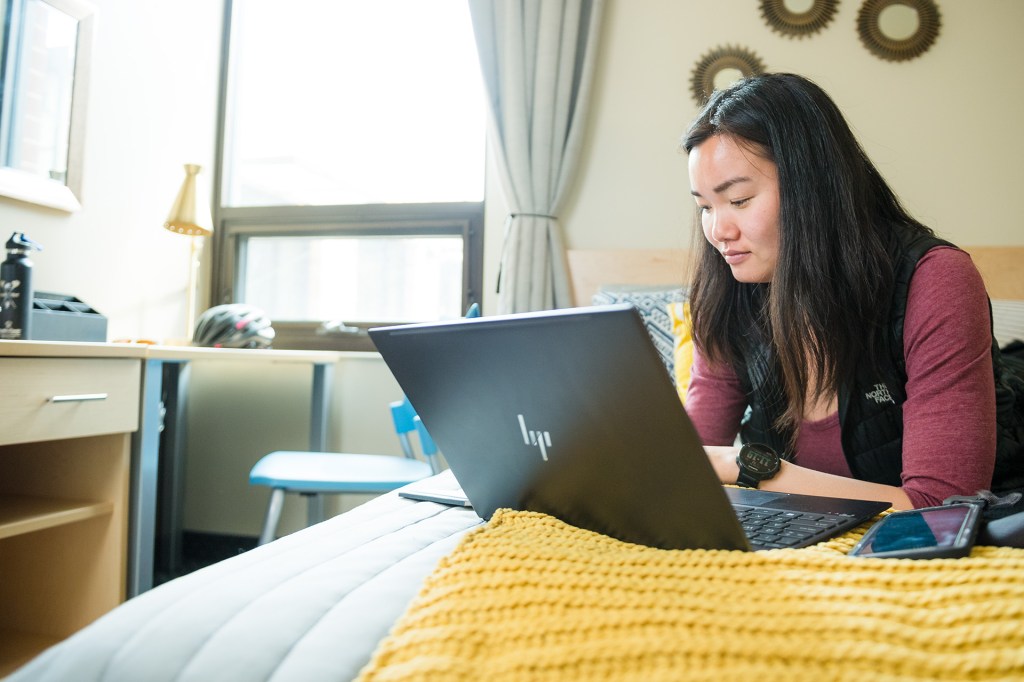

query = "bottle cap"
[6,232,43,252]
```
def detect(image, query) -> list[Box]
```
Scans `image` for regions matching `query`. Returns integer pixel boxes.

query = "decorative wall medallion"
[689,45,767,106]
[760,0,840,38]
[856,0,941,62]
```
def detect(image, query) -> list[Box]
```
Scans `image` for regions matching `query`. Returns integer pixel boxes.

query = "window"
[214,0,486,350]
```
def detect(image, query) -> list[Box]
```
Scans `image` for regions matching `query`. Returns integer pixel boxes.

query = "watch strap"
[735,467,763,489]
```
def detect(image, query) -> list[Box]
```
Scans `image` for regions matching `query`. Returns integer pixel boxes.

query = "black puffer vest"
[736,231,1024,496]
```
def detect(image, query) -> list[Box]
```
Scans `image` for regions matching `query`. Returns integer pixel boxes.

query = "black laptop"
[369,304,890,551]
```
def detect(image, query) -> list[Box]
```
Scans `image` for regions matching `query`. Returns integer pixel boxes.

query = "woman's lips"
[721,249,749,265]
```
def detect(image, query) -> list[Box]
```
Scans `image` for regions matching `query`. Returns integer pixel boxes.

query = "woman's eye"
[731,197,750,208]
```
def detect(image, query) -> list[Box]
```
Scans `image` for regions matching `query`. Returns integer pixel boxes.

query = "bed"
[6,490,484,681]
[6,246,1024,682]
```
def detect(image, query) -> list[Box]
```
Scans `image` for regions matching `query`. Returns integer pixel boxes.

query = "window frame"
[210,202,483,352]
[209,1,485,352]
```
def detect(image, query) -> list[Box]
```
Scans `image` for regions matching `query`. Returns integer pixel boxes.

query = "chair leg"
[258,488,286,546]
[305,493,326,527]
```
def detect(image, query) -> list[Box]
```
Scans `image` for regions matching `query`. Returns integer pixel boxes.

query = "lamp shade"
[164,163,213,237]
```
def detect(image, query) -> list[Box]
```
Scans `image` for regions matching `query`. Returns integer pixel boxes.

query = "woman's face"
[688,134,781,284]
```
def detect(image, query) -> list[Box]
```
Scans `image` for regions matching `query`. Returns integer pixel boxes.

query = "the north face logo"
[865,383,895,405]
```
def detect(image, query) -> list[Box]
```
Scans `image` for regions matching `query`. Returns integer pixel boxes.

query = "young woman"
[681,73,1024,514]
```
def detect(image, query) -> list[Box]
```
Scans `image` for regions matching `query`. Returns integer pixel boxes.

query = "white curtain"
[468,0,605,313]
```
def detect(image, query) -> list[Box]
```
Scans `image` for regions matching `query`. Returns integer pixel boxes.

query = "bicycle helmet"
[192,304,275,349]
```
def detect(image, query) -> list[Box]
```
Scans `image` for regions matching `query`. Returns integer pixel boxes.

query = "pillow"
[668,301,694,404]
[591,285,686,382]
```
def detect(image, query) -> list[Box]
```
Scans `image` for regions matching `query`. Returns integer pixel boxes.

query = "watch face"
[740,443,779,476]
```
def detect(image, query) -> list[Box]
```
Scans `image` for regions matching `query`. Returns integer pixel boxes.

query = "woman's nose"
[708,212,738,245]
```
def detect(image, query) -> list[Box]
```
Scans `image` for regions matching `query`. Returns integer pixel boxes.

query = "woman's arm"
[898,246,996,507]
[704,446,913,508]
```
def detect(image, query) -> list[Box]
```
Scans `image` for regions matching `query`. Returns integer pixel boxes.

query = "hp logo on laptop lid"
[518,414,551,461]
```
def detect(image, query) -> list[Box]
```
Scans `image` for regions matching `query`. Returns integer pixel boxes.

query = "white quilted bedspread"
[7,490,481,682]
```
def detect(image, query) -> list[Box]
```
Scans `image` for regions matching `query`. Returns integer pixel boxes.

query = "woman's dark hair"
[681,72,932,440]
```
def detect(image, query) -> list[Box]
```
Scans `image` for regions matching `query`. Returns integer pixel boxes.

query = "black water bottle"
[0,232,43,340]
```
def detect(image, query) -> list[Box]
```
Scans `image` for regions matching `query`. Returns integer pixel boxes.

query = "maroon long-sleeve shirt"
[686,246,996,508]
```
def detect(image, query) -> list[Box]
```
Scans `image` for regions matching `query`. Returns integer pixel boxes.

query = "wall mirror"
[856,0,941,62]
[0,0,95,212]
[689,45,766,106]
[760,0,839,38]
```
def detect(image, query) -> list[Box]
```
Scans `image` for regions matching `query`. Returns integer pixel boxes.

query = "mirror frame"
[689,45,766,106]
[0,0,95,212]
[856,0,942,62]
[759,0,839,39]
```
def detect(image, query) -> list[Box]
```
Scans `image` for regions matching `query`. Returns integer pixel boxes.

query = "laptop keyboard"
[733,504,847,550]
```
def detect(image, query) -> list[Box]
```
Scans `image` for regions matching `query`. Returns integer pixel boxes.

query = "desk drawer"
[0,358,140,446]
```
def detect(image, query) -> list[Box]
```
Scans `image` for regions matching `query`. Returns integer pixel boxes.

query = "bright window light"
[224,0,486,207]
[242,234,465,322]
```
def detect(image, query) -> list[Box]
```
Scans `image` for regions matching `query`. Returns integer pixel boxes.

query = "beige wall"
[3,1,1021,537]
[551,0,1024,256]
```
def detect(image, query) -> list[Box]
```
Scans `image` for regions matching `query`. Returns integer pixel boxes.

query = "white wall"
[4,0,1021,537]
[0,0,223,343]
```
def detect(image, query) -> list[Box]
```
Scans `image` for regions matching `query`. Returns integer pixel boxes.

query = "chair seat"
[250,451,433,494]
[249,395,441,545]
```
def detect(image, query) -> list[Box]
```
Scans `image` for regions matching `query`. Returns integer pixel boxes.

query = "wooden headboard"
[568,247,1024,306]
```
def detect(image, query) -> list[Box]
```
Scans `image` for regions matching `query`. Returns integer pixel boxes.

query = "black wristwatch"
[735,442,782,489]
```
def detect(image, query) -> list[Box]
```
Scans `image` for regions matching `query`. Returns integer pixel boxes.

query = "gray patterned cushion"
[591,285,687,381]
[992,299,1024,349]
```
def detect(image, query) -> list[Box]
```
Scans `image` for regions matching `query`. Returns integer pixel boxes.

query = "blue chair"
[249,396,441,545]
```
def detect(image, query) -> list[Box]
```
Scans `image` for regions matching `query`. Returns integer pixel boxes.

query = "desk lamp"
[164,163,213,341]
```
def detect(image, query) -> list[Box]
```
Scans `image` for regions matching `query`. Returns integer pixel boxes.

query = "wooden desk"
[0,341,344,650]
[0,342,146,676]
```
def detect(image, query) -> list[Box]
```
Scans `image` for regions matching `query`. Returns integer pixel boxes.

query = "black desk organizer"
[31,291,107,342]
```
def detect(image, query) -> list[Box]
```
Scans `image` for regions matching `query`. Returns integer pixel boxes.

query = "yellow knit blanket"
[357,509,1024,681]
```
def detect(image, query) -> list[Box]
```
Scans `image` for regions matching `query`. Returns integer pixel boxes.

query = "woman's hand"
[704,445,741,485]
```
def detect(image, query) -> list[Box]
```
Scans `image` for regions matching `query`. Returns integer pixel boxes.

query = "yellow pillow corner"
[667,301,694,404]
